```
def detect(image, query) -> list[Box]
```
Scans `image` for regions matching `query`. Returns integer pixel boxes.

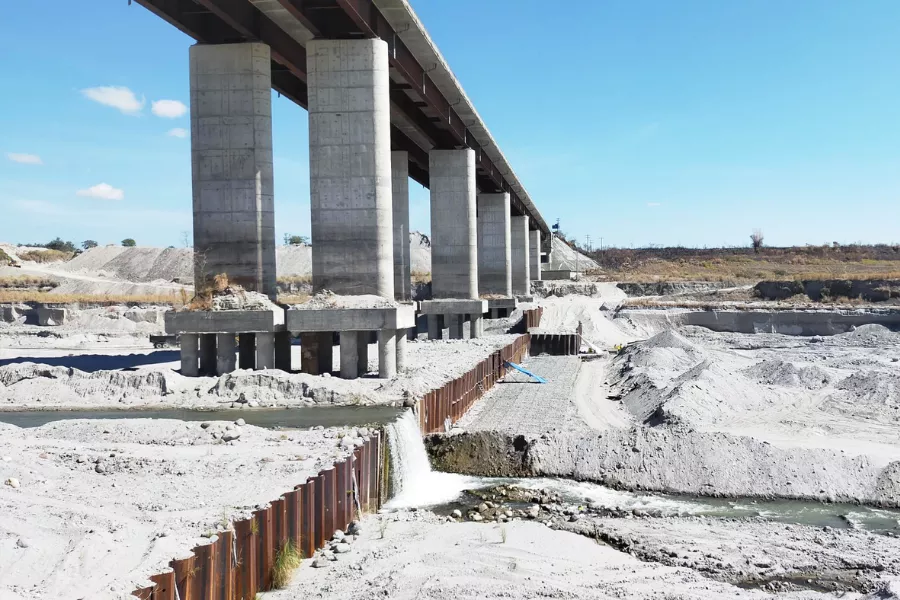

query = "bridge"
[135,0,550,379]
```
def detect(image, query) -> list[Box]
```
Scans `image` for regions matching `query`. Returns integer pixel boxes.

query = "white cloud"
[647,202,662,207]
[152,100,187,118]
[81,86,144,115]
[6,153,43,165]
[77,183,124,201]
[166,127,188,139]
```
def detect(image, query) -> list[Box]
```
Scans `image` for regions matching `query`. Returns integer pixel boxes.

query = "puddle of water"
[0,406,404,430]
[399,475,900,532]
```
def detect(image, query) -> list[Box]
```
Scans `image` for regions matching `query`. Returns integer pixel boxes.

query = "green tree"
[82,240,98,250]
[285,235,309,245]
[45,237,77,253]
[121,238,137,247]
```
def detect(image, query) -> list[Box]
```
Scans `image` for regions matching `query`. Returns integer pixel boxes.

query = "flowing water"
[384,410,900,532]
[0,406,403,430]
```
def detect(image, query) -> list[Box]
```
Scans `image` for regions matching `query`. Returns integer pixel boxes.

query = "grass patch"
[270,539,303,589]
[16,249,73,263]
[0,275,58,289]
[0,291,184,306]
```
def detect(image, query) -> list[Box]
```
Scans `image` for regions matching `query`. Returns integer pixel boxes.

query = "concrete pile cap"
[419,299,488,315]
[290,291,399,310]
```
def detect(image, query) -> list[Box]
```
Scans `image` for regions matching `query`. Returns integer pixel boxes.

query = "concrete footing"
[286,305,415,380]
[486,298,518,319]
[419,299,488,340]
[166,308,287,377]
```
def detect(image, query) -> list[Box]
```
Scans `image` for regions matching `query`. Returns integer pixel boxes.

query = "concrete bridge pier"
[290,38,403,379]
[420,148,487,338]
[511,215,531,297]
[477,192,512,297]
[530,230,542,283]
[169,42,283,377]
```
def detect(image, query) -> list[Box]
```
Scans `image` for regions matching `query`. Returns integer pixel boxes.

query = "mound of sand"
[743,359,832,390]
[548,236,599,272]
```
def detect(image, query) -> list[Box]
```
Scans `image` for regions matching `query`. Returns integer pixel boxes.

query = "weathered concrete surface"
[190,42,276,297]
[392,151,411,301]
[418,299,487,316]
[37,307,67,326]
[511,216,530,295]
[430,149,477,299]
[164,308,285,334]
[308,38,393,297]
[476,192,511,296]
[285,305,415,332]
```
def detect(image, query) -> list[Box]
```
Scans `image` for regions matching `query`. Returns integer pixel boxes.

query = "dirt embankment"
[755,279,900,302]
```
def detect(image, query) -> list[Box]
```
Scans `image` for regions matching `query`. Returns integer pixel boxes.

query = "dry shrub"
[277,275,312,285]
[278,293,310,304]
[213,272,229,292]
[411,270,430,285]
[17,249,72,263]
[0,291,181,305]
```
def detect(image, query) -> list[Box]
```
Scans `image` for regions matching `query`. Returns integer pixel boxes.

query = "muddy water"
[0,406,403,429]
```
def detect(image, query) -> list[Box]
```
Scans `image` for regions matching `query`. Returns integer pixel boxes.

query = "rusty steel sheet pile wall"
[418,334,530,434]
[132,433,384,600]
[133,334,533,598]
[509,307,544,333]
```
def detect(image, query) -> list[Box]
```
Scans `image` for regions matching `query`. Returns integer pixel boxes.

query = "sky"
[1,0,899,249]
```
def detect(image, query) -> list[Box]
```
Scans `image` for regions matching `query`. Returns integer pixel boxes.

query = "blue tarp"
[504,361,547,384]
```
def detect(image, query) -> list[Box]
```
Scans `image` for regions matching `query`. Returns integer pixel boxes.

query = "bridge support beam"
[530,229,542,282]
[476,193,512,297]
[511,215,530,296]
[189,42,276,298]
[308,38,393,298]
[392,151,411,301]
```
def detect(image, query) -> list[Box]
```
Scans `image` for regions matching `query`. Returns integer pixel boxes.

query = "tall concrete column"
[511,216,530,295]
[190,43,276,298]
[216,333,236,375]
[476,193,512,297]
[430,149,477,299]
[427,314,441,340]
[339,332,359,379]
[392,151,411,301]
[377,330,396,379]
[530,230,542,282]
[200,334,217,375]
[238,333,255,369]
[308,39,393,298]
[180,333,199,377]
[256,332,275,370]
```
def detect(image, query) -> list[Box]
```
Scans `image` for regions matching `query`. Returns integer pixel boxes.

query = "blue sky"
[1,1,898,249]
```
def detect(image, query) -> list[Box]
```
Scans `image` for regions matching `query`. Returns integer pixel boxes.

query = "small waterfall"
[384,409,478,508]
[385,410,434,496]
